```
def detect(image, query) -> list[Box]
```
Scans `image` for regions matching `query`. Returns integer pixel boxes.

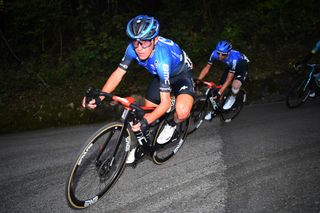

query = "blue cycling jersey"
[119,36,192,92]
[311,40,320,54]
[208,49,249,73]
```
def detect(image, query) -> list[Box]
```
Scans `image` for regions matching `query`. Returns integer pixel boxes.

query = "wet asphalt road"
[0,100,320,213]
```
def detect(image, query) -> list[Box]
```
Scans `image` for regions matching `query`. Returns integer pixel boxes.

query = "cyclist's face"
[133,39,155,60]
[217,52,228,60]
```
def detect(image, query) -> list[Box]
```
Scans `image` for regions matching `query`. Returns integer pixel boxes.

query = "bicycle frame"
[303,64,317,91]
[111,96,157,161]
[200,80,223,113]
[90,89,180,165]
[66,89,189,209]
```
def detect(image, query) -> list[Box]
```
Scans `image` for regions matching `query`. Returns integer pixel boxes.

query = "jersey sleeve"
[118,44,135,71]
[208,50,218,64]
[156,52,172,93]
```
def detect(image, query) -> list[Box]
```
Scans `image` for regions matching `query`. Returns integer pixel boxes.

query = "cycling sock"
[167,119,177,127]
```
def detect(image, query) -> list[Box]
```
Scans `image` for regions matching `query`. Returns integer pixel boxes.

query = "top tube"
[194,78,222,89]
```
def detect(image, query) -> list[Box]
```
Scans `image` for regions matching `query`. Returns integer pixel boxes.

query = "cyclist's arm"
[198,63,212,80]
[101,67,126,94]
[82,67,126,108]
[144,92,171,124]
[199,50,217,80]
[219,71,234,94]
[144,54,172,124]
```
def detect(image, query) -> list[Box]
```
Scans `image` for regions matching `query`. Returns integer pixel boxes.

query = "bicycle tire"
[152,111,189,164]
[187,95,208,135]
[66,122,131,209]
[286,77,311,108]
[220,89,246,123]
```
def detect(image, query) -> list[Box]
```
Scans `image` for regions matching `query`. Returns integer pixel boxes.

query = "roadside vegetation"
[1,0,319,133]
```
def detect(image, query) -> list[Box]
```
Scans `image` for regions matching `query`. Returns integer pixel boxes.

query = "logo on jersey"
[163,64,170,86]
[179,85,188,91]
[154,60,158,68]
[119,63,128,70]
[162,64,169,72]
[232,60,237,70]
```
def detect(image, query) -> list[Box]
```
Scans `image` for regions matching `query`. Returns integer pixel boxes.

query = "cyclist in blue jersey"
[82,15,194,164]
[197,40,249,120]
[295,40,320,97]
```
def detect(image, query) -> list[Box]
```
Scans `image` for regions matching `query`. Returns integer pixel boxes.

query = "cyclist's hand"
[82,96,100,109]
[212,90,221,100]
[131,117,149,133]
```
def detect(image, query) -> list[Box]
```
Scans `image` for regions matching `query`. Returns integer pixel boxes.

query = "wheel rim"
[67,124,130,208]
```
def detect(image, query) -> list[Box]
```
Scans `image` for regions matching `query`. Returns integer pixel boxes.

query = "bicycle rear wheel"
[286,77,311,108]
[188,95,208,135]
[220,89,246,123]
[66,122,131,209]
[152,111,189,164]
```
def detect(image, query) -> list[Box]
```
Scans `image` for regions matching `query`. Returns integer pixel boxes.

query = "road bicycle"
[188,79,246,134]
[66,87,189,209]
[286,64,319,108]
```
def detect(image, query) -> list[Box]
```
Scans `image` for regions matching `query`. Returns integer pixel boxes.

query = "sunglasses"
[132,40,152,49]
[217,52,228,56]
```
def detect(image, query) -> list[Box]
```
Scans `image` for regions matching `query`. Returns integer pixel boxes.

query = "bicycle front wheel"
[220,89,246,123]
[188,95,208,135]
[152,111,189,164]
[66,122,131,209]
[286,77,311,108]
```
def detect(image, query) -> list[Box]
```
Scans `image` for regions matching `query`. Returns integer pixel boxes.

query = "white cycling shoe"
[126,147,136,164]
[157,124,176,144]
[309,92,316,98]
[204,112,212,121]
[223,96,236,110]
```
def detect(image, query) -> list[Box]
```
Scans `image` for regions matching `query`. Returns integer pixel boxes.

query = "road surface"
[1,100,320,212]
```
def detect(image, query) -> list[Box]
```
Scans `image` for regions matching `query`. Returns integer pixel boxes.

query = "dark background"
[1,0,320,133]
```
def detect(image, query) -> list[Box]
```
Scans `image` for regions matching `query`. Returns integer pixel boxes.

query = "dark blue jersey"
[119,36,192,92]
[208,49,249,73]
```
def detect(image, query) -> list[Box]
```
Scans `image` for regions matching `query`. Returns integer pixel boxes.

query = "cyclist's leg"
[127,77,160,163]
[157,70,194,144]
[172,69,195,122]
[175,94,194,121]
[223,60,248,110]
[232,60,248,93]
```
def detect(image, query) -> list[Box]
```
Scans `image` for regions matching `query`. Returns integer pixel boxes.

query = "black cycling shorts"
[146,70,195,105]
[220,59,248,84]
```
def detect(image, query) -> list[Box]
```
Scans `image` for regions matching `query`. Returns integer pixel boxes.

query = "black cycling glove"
[212,90,221,99]
[139,117,149,136]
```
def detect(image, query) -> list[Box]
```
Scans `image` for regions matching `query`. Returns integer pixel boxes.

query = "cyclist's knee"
[232,80,242,94]
[175,104,191,121]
